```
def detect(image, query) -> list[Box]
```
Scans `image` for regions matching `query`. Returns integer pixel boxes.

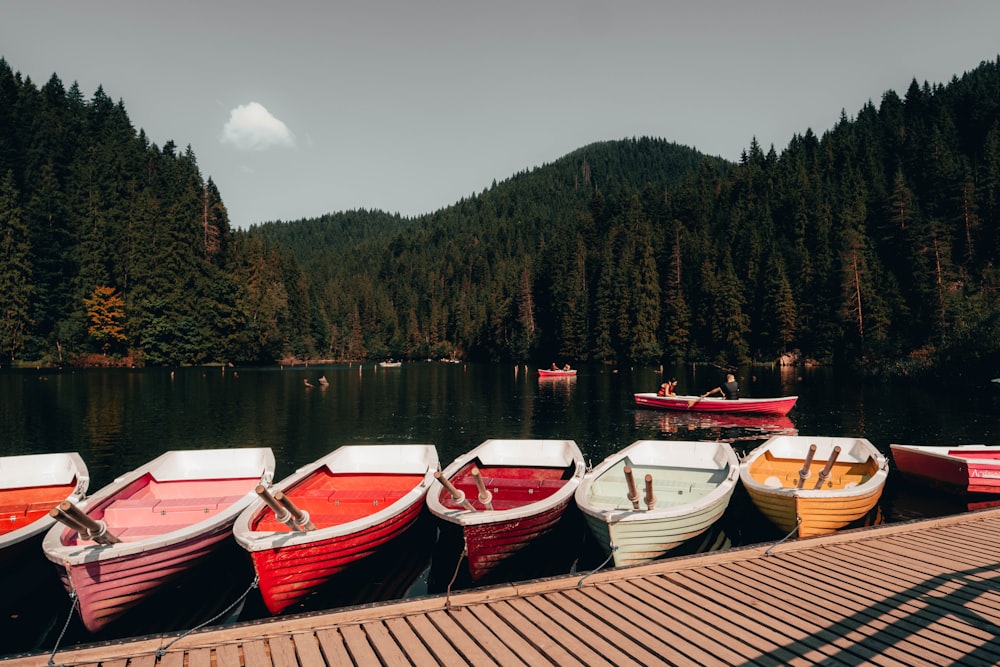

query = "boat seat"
[764,476,783,488]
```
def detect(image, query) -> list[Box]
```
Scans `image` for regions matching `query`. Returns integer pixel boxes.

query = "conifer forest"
[2,56,1000,381]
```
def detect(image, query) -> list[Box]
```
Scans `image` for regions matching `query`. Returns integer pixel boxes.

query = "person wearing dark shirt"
[702,373,739,400]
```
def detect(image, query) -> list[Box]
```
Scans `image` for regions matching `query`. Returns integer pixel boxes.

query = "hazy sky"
[3,1,1000,228]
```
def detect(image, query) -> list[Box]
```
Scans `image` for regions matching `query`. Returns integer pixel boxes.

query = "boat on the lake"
[379,360,402,368]
[538,368,577,378]
[427,438,585,581]
[574,439,739,568]
[633,393,798,416]
[740,435,887,538]
[233,444,439,615]
[42,447,275,632]
[889,443,1000,495]
[0,452,89,566]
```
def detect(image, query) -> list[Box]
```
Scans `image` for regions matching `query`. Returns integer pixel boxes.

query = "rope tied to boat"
[47,590,77,667]
[764,516,801,556]
[577,544,618,587]
[154,575,260,658]
[445,546,468,607]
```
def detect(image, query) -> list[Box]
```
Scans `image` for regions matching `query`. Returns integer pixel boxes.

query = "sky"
[2,2,1000,229]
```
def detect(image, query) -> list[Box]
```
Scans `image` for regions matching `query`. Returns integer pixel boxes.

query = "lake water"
[2,362,999,656]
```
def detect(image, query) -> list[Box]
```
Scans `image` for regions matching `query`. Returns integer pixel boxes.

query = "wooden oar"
[435,471,476,511]
[624,465,640,509]
[273,490,316,530]
[643,474,656,510]
[813,446,842,489]
[51,501,121,544]
[256,484,294,527]
[797,444,818,489]
[686,395,704,409]
[471,467,494,510]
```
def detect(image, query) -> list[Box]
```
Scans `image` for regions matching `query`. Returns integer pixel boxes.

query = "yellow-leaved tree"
[84,286,127,353]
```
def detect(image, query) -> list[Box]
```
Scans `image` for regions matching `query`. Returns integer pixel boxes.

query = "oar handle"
[624,465,640,509]
[471,467,494,510]
[813,446,842,489]
[256,484,294,527]
[643,474,656,510]
[53,500,120,544]
[435,471,476,511]
[797,444,818,489]
[273,491,316,530]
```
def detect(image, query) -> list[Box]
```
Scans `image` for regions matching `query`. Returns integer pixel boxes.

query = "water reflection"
[633,409,797,446]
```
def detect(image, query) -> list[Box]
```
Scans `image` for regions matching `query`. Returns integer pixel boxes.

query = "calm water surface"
[2,362,998,656]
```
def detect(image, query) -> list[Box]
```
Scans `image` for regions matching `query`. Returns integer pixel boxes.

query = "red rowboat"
[634,393,798,416]
[427,438,585,581]
[233,444,439,615]
[0,452,89,567]
[42,448,275,633]
[538,368,577,377]
[890,444,1000,495]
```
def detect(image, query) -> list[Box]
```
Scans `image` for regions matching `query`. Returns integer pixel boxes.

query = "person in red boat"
[702,373,739,400]
[657,378,678,396]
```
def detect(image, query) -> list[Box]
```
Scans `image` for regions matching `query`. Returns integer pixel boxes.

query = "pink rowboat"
[634,393,798,416]
[538,368,577,377]
[890,444,1000,495]
[42,448,275,633]
[233,444,439,615]
[0,453,89,566]
[427,438,585,581]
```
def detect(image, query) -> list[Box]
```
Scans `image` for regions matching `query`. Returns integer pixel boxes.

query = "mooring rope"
[445,546,467,607]
[764,516,801,556]
[47,590,78,667]
[576,544,618,587]
[154,575,260,658]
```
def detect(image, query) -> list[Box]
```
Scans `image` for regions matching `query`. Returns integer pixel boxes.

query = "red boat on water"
[634,393,798,416]
[233,444,439,615]
[890,444,1000,495]
[42,448,275,633]
[427,438,584,581]
[538,368,577,378]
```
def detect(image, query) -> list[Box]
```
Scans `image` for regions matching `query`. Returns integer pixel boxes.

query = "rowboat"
[890,444,1000,495]
[0,452,89,566]
[574,439,739,568]
[538,368,577,377]
[42,447,275,633]
[634,393,798,415]
[739,435,887,538]
[233,444,438,615]
[379,360,402,368]
[427,438,585,581]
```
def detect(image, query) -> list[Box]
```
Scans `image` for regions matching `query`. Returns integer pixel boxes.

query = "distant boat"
[574,439,739,568]
[890,443,1000,495]
[379,360,402,368]
[634,393,798,416]
[234,444,438,615]
[538,368,577,378]
[740,435,887,538]
[427,438,585,581]
[0,453,89,566]
[42,448,275,632]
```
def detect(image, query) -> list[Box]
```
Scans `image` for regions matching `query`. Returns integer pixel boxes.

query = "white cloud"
[220,102,296,150]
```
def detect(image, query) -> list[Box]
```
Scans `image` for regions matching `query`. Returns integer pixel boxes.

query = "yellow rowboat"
[739,435,888,538]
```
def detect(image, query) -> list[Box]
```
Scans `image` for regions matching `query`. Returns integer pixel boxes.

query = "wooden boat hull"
[428,439,584,581]
[538,369,577,378]
[890,444,1000,494]
[633,393,798,415]
[42,448,274,633]
[234,444,438,615]
[740,435,887,538]
[0,452,89,567]
[575,440,739,567]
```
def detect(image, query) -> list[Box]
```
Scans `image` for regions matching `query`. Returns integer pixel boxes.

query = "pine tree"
[0,171,33,362]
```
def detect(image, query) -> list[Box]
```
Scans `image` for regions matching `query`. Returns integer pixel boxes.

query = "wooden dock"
[5,508,1000,666]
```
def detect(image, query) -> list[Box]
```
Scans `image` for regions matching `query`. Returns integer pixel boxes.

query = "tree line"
[2,56,1000,380]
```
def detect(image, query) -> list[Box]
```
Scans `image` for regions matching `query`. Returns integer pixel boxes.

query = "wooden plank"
[424,609,501,666]
[441,605,527,667]
[340,624,382,665]
[215,643,243,667]
[185,647,212,667]
[292,632,328,667]
[316,627,354,667]
[477,600,580,667]
[465,602,553,666]
[241,639,272,667]
[383,616,441,666]
[520,594,644,666]
[125,655,156,667]
[361,621,411,667]
[405,613,469,666]
[154,651,185,667]
[502,597,613,667]
[266,635,301,667]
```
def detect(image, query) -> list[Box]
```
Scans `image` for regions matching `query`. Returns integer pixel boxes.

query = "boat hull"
[538,369,577,378]
[890,444,1000,494]
[428,439,584,580]
[575,440,739,568]
[633,393,797,415]
[42,448,274,632]
[234,444,439,615]
[740,435,887,538]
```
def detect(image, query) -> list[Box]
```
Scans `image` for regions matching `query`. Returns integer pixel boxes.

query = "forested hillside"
[3,55,1000,379]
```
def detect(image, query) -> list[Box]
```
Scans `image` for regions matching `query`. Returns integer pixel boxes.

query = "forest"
[2,56,1000,381]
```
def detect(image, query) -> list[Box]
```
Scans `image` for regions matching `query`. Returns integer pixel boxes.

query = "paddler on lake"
[701,373,739,400]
